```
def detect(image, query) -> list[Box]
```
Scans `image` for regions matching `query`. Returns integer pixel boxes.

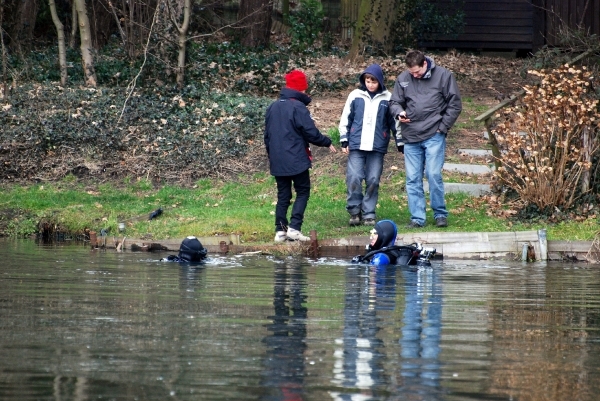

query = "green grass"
[1,165,598,242]
[454,96,491,132]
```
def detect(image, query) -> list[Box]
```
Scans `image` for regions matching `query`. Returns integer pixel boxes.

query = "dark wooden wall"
[420,0,600,51]
[541,0,600,46]
[420,0,534,50]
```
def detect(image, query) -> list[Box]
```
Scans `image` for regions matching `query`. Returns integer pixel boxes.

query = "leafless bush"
[493,64,600,211]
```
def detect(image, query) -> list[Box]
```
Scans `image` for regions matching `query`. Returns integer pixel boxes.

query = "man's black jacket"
[264,88,332,176]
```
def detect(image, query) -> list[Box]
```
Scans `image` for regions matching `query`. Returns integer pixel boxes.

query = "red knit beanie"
[285,70,308,91]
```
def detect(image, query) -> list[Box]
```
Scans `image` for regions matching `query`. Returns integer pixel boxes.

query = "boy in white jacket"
[339,64,402,226]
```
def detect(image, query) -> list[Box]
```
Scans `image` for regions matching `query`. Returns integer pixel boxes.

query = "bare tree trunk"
[48,0,67,85]
[0,0,7,99]
[108,0,127,47]
[3,0,39,55]
[107,0,159,59]
[238,0,272,48]
[167,0,191,89]
[176,0,190,89]
[341,0,359,41]
[581,126,592,193]
[346,0,398,60]
[74,0,97,87]
[370,0,396,54]
[281,0,289,23]
[347,0,370,60]
[70,0,78,48]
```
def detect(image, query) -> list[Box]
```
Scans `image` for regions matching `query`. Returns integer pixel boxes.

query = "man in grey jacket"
[390,50,462,228]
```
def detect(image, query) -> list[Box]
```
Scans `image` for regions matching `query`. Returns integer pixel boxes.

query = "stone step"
[402,149,494,196]
[423,181,491,196]
[457,148,493,157]
[444,162,494,175]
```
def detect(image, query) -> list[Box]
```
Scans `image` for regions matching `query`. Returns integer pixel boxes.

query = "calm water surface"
[1,239,600,401]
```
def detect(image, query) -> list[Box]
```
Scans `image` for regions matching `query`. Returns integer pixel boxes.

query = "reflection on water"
[399,267,442,399]
[331,264,390,400]
[331,265,443,401]
[1,240,600,400]
[262,262,307,401]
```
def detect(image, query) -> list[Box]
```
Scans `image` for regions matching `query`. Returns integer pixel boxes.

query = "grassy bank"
[1,160,597,243]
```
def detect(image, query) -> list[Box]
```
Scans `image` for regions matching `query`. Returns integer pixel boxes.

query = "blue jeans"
[274,169,311,232]
[346,150,384,220]
[400,268,442,390]
[404,133,447,226]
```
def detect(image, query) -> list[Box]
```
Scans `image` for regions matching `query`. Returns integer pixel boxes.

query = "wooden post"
[538,229,548,261]
[309,230,318,258]
[89,231,97,248]
[474,91,525,172]
[484,117,503,171]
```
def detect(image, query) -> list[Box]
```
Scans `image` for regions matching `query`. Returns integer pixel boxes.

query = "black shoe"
[435,217,448,227]
[405,221,423,229]
[349,214,361,226]
[362,218,376,226]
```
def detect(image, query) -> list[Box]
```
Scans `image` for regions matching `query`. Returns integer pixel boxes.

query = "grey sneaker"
[286,228,310,242]
[405,221,424,229]
[435,217,448,227]
[362,218,376,226]
[349,214,361,226]
[274,231,287,242]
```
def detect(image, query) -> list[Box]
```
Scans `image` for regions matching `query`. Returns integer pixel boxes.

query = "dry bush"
[493,64,600,212]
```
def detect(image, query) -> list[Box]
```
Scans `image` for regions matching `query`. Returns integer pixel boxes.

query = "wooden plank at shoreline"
[396,231,540,244]
[548,241,594,253]
[546,240,597,262]
[102,234,241,252]
[319,231,540,247]
[319,231,543,260]
[320,236,370,247]
[98,230,597,262]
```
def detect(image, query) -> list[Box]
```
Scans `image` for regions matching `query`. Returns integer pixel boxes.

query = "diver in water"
[351,220,436,266]
[162,236,208,264]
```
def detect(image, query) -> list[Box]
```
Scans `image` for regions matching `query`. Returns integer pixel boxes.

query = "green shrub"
[327,127,340,145]
[0,84,271,183]
[288,0,325,52]
[391,0,465,51]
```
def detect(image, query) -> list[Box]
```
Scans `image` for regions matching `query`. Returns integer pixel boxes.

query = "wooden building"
[420,0,600,52]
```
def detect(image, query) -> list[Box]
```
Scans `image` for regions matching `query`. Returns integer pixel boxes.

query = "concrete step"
[404,149,494,196]
[424,182,491,196]
[444,162,494,175]
[457,148,493,157]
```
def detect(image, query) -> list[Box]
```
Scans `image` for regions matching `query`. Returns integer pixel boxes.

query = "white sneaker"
[286,228,310,242]
[274,231,287,242]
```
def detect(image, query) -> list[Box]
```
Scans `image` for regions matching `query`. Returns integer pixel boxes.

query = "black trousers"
[274,169,311,232]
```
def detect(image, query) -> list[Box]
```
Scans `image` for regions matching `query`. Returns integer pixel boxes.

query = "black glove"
[397,145,404,154]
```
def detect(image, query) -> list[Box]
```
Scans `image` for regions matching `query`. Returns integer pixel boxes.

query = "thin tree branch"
[108,0,127,47]
[118,1,160,124]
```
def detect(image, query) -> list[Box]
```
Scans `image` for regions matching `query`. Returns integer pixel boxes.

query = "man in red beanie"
[264,69,337,242]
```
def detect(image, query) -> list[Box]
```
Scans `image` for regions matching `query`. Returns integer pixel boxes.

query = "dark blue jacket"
[264,88,332,176]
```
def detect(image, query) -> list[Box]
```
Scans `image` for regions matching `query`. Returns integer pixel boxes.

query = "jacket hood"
[359,64,386,92]
[371,220,397,250]
[279,87,312,105]
[178,236,208,262]
[422,56,436,79]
